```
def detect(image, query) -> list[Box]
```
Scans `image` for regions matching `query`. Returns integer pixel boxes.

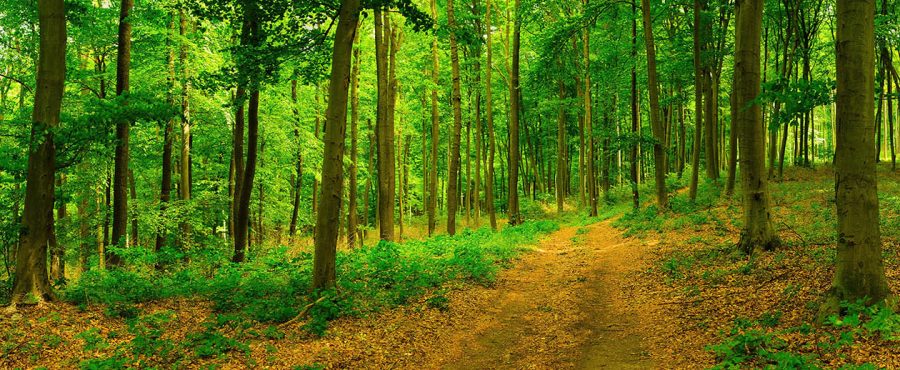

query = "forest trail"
[437,221,654,369]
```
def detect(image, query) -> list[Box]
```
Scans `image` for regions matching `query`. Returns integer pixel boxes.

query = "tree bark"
[734,0,779,254]
[822,0,892,310]
[348,28,361,248]
[641,0,669,209]
[11,0,65,304]
[427,0,440,235]
[507,0,522,225]
[109,0,134,267]
[556,72,566,214]
[484,0,498,229]
[289,79,303,237]
[156,14,176,258]
[375,9,396,241]
[583,0,597,217]
[447,0,464,234]
[179,10,192,247]
[688,0,704,201]
[312,0,359,289]
[630,4,640,210]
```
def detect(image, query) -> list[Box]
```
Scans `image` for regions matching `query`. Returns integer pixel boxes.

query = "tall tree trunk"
[735,0,779,253]
[484,0,498,229]
[179,10,192,247]
[312,0,359,289]
[689,0,704,201]
[109,0,134,267]
[289,79,303,237]
[232,88,245,252]
[156,14,176,258]
[821,0,892,312]
[447,0,464,234]
[583,0,597,217]
[427,0,440,235]
[348,28,361,248]
[556,73,566,214]
[641,0,669,209]
[631,5,640,210]
[233,89,259,262]
[507,0,522,225]
[11,0,65,304]
[375,9,396,241]
[232,2,261,263]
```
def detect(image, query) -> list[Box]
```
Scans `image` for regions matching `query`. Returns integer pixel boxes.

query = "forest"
[2,0,900,367]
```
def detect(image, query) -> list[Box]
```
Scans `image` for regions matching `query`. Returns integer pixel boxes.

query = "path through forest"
[434,221,655,369]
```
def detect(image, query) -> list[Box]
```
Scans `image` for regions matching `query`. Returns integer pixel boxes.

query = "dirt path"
[435,221,655,369]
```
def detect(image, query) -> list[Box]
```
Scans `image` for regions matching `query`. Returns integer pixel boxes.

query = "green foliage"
[708,317,819,369]
[825,300,900,341]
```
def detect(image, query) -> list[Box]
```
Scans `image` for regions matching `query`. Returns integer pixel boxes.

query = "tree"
[109,0,135,267]
[483,0,498,229]
[232,1,262,263]
[641,0,668,209]
[375,9,396,241]
[312,0,361,289]
[9,0,66,305]
[428,0,440,235]
[734,0,778,254]
[446,0,464,234]
[156,14,176,257]
[507,0,522,226]
[347,25,361,248]
[179,10,192,247]
[821,0,892,312]
[583,0,597,217]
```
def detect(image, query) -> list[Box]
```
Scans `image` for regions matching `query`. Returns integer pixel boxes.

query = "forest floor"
[6,166,900,369]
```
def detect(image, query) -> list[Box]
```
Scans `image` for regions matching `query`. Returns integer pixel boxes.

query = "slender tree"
[312,0,360,289]
[428,0,440,235]
[484,0,498,229]
[641,0,668,209]
[447,0,464,234]
[507,0,522,225]
[348,25,361,248]
[108,0,135,267]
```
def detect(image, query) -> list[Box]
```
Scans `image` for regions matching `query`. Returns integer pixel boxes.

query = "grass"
[45,218,561,367]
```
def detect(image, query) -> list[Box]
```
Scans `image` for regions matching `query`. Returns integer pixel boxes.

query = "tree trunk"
[630,5,640,210]
[348,28,361,248]
[734,0,779,254]
[821,0,892,311]
[109,0,134,267]
[507,0,522,225]
[312,0,359,289]
[289,79,303,237]
[447,0,464,234]
[427,0,441,235]
[233,88,259,262]
[11,0,65,304]
[156,14,176,258]
[556,74,566,214]
[375,9,396,241]
[641,0,668,209]
[232,88,245,254]
[583,1,597,217]
[179,10,192,248]
[484,0,498,229]
[688,0,704,201]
